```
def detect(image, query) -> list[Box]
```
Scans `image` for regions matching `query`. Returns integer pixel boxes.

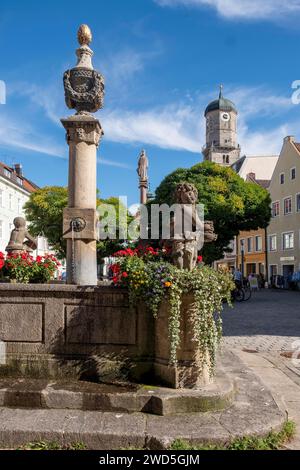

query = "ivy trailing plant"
[110,247,234,374]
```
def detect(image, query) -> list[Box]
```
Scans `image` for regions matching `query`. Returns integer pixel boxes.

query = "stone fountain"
[0,25,286,448]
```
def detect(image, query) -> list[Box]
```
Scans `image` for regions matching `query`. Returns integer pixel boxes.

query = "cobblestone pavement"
[222,289,300,352]
[222,289,300,449]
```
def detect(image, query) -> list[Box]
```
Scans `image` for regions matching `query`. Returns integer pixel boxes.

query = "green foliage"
[18,441,87,451]
[97,196,134,260]
[24,186,68,259]
[154,161,271,263]
[112,253,234,372]
[24,186,134,260]
[171,421,296,451]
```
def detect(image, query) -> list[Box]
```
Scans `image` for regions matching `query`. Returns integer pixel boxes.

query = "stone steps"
[0,376,234,416]
[0,352,287,449]
[0,405,285,450]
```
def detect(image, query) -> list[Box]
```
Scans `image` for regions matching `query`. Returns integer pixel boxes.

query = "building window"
[0,189,3,207]
[291,167,296,180]
[269,234,277,252]
[280,173,285,185]
[16,176,23,186]
[270,265,278,277]
[0,220,3,239]
[255,236,262,252]
[272,201,280,217]
[17,198,22,214]
[283,232,294,250]
[284,197,292,215]
[9,194,13,211]
[296,193,300,212]
[4,168,11,179]
[247,237,253,253]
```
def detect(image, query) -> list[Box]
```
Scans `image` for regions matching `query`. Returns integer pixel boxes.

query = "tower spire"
[219,84,223,99]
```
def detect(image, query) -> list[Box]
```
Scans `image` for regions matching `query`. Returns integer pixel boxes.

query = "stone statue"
[6,217,37,255]
[137,150,148,182]
[170,183,217,271]
[63,24,105,115]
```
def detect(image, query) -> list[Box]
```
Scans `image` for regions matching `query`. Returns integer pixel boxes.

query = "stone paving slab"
[235,350,300,450]
[0,351,285,450]
[223,289,300,352]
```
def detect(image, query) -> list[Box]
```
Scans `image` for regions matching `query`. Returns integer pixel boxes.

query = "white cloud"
[155,0,300,20]
[0,115,65,158]
[6,75,297,160]
[97,157,133,170]
[239,122,289,155]
[101,104,203,153]
[0,114,132,169]
[98,85,295,156]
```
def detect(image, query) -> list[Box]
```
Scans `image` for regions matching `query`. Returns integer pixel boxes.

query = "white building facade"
[0,162,49,256]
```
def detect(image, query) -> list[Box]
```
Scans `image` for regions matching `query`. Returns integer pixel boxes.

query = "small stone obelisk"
[61,25,104,285]
[137,150,148,205]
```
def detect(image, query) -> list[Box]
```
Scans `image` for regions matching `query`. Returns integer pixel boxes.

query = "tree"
[96,196,134,260]
[24,186,68,259]
[24,187,134,260]
[153,161,271,264]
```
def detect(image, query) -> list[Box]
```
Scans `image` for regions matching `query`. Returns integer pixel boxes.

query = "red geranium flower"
[197,255,203,263]
[122,272,128,278]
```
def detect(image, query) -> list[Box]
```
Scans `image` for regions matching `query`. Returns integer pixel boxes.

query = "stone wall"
[0,284,211,388]
[0,284,154,382]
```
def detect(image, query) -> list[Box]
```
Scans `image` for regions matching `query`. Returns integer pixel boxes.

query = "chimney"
[14,163,23,177]
[284,136,295,143]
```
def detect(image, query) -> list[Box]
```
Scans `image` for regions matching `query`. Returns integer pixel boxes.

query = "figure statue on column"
[137,150,149,205]
[137,150,148,182]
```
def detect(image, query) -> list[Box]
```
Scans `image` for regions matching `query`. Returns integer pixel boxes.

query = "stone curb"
[0,351,285,450]
[0,374,234,416]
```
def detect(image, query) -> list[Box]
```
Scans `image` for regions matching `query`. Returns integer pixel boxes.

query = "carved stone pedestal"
[154,294,212,389]
[61,115,103,286]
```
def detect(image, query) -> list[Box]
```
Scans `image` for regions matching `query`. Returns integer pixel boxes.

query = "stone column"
[139,180,148,205]
[62,115,103,285]
[61,24,105,286]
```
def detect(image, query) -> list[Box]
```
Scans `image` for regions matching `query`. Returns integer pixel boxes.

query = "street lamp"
[241,239,245,280]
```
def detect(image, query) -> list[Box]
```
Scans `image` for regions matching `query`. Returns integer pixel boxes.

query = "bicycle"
[232,284,245,302]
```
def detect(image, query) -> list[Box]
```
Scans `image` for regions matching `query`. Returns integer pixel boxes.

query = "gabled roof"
[232,155,279,181]
[0,162,39,193]
[293,142,300,154]
[245,172,270,189]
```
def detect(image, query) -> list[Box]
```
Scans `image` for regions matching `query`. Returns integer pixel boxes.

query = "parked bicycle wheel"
[243,287,252,301]
[233,287,245,302]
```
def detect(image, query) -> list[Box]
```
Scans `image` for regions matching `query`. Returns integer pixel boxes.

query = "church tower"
[203,86,241,166]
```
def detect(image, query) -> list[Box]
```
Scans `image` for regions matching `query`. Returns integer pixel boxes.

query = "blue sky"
[1,0,300,206]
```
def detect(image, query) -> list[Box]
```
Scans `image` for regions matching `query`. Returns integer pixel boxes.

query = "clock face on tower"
[221,112,230,122]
